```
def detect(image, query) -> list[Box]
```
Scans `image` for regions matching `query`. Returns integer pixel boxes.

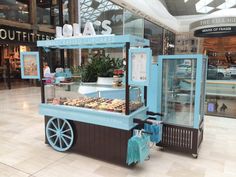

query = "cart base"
[157,123,203,157]
[45,116,132,166]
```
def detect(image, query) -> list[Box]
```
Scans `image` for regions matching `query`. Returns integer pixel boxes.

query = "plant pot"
[97,77,114,85]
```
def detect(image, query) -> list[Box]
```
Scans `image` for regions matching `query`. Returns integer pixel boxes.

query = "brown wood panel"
[44,116,132,165]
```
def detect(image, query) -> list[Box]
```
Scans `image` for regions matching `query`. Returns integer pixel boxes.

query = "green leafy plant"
[75,54,124,82]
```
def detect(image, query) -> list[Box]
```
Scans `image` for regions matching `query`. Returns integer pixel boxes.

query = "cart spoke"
[48,128,57,133]
[60,121,66,131]
[61,128,71,134]
[59,137,62,148]
[57,118,60,129]
[61,136,69,147]
[51,121,58,130]
[62,134,72,140]
[49,134,57,138]
[53,136,59,146]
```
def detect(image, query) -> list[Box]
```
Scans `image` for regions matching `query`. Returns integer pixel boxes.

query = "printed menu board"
[129,48,151,86]
[131,52,147,81]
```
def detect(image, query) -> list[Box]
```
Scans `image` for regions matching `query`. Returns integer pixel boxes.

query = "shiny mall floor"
[0,87,236,177]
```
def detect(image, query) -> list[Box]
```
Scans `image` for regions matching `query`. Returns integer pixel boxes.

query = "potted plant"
[75,53,124,85]
[96,54,124,85]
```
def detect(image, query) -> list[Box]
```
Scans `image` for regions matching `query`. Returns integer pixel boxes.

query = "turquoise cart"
[37,35,156,165]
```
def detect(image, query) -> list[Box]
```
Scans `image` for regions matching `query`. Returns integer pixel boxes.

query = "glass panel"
[0,0,29,23]
[144,20,163,58]
[44,48,145,115]
[128,86,144,114]
[161,59,197,127]
[124,10,144,37]
[80,0,123,35]
[37,0,59,25]
[163,29,175,55]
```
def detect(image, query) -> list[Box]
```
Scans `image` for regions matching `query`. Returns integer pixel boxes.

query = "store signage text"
[194,26,236,37]
[57,21,112,38]
[190,17,236,30]
[0,26,54,43]
[93,20,112,35]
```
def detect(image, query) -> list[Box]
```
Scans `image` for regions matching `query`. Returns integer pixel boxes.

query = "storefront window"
[80,0,123,35]
[37,0,59,25]
[62,0,69,23]
[124,10,144,37]
[0,0,29,23]
[205,49,236,118]
[163,29,175,55]
[144,20,163,58]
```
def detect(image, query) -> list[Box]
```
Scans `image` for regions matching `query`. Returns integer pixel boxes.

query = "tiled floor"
[0,87,236,177]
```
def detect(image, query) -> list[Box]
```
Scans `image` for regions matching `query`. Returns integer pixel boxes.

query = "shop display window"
[163,29,175,55]
[37,0,60,25]
[0,0,29,23]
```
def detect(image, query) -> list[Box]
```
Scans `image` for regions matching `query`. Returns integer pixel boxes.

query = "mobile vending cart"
[148,55,207,158]
[37,35,159,165]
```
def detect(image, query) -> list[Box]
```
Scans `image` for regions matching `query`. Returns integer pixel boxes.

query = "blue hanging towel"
[144,123,162,143]
[126,133,150,165]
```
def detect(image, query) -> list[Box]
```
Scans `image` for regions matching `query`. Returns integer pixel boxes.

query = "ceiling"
[164,0,236,16]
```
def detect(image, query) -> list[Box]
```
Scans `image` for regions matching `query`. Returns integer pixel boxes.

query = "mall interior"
[0,0,236,177]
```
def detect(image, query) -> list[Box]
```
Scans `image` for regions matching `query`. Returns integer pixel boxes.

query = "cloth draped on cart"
[144,123,162,143]
[126,133,150,165]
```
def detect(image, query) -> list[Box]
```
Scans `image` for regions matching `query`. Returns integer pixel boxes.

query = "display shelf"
[40,103,148,130]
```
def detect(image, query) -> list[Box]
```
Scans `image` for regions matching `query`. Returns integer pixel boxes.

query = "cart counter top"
[39,103,148,130]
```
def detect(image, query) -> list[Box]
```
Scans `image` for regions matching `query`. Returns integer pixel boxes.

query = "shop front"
[0,0,67,89]
[0,25,55,89]
[190,15,236,119]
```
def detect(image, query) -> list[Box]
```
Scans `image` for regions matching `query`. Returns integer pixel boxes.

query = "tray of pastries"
[47,97,143,113]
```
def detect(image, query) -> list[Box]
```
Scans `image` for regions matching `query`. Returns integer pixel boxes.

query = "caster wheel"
[46,117,74,152]
[192,154,198,159]
[160,147,165,151]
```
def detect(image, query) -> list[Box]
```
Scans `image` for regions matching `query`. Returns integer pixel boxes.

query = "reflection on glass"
[124,10,144,37]
[162,59,197,127]
[80,0,123,35]
[163,29,175,55]
[144,20,163,57]
[37,0,59,25]
[0,0,29,23]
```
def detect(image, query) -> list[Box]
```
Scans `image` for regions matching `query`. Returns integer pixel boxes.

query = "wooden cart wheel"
[46,117,74,152]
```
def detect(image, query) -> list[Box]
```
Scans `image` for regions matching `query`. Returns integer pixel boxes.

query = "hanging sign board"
[20,52,40,79]
[128,48,152,86]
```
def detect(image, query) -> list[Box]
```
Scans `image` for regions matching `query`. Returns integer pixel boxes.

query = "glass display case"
[155,54,207,157]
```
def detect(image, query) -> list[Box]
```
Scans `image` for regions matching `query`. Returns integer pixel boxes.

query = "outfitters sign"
[0,25,54,44]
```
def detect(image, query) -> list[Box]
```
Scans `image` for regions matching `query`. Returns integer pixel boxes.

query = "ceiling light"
[184,0,189,2]
[217,0,236,9]
[195,0,214,13]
